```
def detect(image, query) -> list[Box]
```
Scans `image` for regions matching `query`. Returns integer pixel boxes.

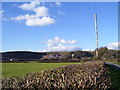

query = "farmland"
[2,61,111,89]
[2,61,120,89]
[2,62,78,78]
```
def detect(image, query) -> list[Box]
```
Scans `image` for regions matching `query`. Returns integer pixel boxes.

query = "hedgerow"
[2,61,111,89]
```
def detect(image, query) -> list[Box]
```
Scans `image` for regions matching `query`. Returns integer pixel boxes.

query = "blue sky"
[1,2,118,52]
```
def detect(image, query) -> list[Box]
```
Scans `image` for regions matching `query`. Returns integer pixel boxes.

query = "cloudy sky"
[1,2,118,52]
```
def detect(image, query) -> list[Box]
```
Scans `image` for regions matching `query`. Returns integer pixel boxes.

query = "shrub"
[2,61,111,89]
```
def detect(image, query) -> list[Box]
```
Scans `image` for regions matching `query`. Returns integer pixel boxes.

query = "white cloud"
[36,49,47,52]
[48,45,81,51]
[45,37,81,51]
[83,49,94,51]
[33,6,49,17]
[0,50,5,53]
[12,6,49,21]
[12,1,55,26]
[46,36,77,47]
[25,17,55,26]
[19,1,40,10]
[36,37,81,52]
[12,14,36,21]
[55,2,61,7]
[27,49,32,51]
[107,42,120,50]
[7,49,32,51]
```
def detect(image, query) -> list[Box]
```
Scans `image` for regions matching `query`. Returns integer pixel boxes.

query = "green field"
[107,61,120,65]
[2,62,78,78]
[107,65,120,90]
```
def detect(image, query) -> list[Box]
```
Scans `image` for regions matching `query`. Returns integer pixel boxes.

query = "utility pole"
[72,53,74,59]
[94,13,98,57]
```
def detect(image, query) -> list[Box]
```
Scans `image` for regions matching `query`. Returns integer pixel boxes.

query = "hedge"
[2,61,111,89]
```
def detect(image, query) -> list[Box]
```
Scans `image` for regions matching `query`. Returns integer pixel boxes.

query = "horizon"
[0,47,118,53]
[1,2,118,52]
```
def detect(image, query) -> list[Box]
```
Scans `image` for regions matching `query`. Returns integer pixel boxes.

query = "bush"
[2,61,111,89]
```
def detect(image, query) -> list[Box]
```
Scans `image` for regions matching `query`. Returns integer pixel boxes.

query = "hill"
[1,47,119,63]
[1,51,46,62]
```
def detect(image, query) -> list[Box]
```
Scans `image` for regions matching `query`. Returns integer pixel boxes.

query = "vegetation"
[2,63,78,78]
[106,65,120,90]
[1,48,119,63]
[2,51,46,62]
[2,61,111,89]
[105,60,120,65]
[1,48,119,89]
[96,47,119,60]
[108,61,120,65]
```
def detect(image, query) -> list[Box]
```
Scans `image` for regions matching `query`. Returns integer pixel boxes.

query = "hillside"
[1,51,46,62]
[1,47,119,63]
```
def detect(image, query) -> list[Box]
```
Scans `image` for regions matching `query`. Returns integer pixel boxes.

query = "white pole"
[94,13,98,57]
[72,54,74,59]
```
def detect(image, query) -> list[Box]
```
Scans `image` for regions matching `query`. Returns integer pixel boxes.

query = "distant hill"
[1,48,119,63]
[2,51,46,62]
[1,50,94,62]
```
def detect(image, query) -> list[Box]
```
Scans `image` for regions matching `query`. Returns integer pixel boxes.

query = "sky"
[1,2,119,52]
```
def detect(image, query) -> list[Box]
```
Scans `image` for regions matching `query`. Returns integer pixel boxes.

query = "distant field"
[2,62,78,78]
[107,61,120,65]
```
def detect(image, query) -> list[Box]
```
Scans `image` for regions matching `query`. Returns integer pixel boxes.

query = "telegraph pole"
[94,13,98,57]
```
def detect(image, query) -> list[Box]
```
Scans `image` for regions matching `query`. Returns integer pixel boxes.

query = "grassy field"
[107,61,120,65]
[2,62,78,78]
[105,59,120,65]
[107,65,120,90]
[2,61,120,89]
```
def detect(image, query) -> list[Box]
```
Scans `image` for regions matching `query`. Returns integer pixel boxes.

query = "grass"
[2,62,78,78]
[106,60,120,65]
[106,65,120,90]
